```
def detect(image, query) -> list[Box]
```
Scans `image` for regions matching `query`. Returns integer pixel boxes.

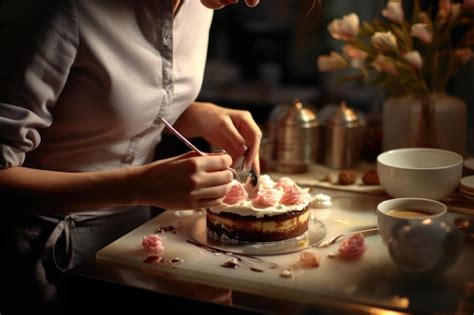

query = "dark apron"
[0,206,152,314]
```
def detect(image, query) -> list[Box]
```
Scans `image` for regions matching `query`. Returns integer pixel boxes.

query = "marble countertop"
[94,188,474,314]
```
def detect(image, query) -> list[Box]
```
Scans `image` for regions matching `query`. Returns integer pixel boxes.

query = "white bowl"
[377,148,463,200]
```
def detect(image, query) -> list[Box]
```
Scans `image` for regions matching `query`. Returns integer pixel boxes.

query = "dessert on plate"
[206,175,312,243]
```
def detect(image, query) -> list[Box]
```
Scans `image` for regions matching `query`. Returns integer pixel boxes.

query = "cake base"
[206,207,309,243]
[190,215,327,255]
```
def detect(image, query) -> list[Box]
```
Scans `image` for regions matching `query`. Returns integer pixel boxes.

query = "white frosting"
[210,175,312,217]
[311,193,332,208]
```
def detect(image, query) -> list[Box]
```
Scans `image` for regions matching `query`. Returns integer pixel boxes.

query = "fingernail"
[243,162,252,172]
[214,149,226,154]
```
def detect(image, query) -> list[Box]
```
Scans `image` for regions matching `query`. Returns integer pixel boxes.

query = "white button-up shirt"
[0,0,213,172]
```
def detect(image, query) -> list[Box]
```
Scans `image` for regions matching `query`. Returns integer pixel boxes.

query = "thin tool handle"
[159,116,205,156]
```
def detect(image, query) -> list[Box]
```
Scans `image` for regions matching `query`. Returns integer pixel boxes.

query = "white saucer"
[460,176,474,194]
[464,158,474,174]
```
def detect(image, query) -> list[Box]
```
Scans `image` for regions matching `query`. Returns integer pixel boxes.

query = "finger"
[178,151,203,159]
[209,138,241,163]
[154,151,200,165]
[218,117,247,158]
[197,197,226,209]
[191,169,234,188]
[196,154,233,172]
[234,118,261,170]
[208,149,226,155]
[245,0,260,7]
[251,151,261,176]
[191,183,231,200]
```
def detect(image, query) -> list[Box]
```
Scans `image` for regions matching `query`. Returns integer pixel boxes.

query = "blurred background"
[155,0,474,165]
[197,0,474,153]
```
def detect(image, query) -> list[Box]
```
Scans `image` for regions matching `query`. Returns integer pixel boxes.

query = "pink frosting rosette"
[142,234,164,255]
[274,177,295,192]
[223,180,248,204]
[338,233,367,260]
[280,184,303,205]
[299,251,320,268]
[252,188,280,207]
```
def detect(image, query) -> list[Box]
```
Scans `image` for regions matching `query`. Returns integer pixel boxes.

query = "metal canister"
[269,100,319,173]
[321,102,365,169]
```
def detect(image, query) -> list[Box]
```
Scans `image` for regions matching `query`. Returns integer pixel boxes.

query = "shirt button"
[124,154,135,163]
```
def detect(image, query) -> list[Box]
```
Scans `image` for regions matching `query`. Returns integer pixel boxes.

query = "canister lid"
[269,99,318,128]
[320,102,365,127]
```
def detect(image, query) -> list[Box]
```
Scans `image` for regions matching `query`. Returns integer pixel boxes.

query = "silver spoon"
[233,154,259,188]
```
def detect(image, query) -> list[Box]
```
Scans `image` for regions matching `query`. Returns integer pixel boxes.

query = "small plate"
[464,158,474,174]
[267,164,384,195]
[460,176,474,194]
[189,216,327,256]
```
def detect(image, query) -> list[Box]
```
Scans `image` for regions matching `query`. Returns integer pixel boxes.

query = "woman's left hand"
[173,102,262,174]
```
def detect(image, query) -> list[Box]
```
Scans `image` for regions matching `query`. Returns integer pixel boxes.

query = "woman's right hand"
[132,152,233,210]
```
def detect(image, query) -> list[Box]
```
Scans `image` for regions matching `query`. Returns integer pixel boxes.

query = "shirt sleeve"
[0,0,79,168]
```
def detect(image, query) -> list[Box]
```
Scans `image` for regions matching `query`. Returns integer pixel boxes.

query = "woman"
[0,0,262,313]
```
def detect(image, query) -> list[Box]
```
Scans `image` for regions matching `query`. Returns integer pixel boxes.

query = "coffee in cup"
[385,209,432,218]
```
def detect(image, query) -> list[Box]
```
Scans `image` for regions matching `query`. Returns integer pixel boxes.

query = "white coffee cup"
[377,198,463,274]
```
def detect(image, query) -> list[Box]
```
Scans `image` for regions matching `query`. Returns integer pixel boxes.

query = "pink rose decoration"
[338,233,367,260]
[280,184,303,205]
[252,188,279,207]
[142,234,164,255]
[223,180,248,204]
[299,251,320,268]
[275,177,295,192]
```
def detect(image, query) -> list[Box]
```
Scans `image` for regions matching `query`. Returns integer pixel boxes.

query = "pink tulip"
[382,1,404,24]
[371,31,398,52]
[343,44,368,69]
[372,55,400,76]
[411,23,433,44]
[438,0,461,23]
[404,51,423,70]
[343,44,368,59]
[317,52,348,71]
[328,13,360,41]
[454,48,474,64]
[462,28,474,46]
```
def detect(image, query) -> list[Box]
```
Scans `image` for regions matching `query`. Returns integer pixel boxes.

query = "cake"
[207,175,312,243]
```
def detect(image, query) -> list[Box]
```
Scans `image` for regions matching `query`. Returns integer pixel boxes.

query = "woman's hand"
[133,152,233,210]
[173,102,262,174]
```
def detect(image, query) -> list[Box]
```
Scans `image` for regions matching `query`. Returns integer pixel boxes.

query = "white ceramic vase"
[382,93,467,156]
